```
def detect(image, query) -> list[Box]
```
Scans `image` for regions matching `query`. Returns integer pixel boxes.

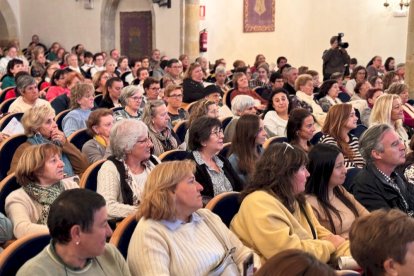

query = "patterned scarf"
[23,181,65,224]
[147,126,178,156]
[27,133,75,177]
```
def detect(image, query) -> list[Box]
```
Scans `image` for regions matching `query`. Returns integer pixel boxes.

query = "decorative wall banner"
[243,0,275,32]
[120,11,152,59]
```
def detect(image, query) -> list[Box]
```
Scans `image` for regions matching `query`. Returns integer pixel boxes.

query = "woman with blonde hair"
[295,74,326,129]
[386,82,414,128]
[320,104,364,168]
[8,105,88,177]
[92,70,110,96]
[6,144,79,238]
[369,93,409,146]
[128,160,258,275]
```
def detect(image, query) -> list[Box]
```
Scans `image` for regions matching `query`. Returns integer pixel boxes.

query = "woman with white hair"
[97,119,159,220]
[223,95,257,142]
[113,85,144,121]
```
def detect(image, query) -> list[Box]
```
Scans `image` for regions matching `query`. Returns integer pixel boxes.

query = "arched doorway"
[0,0,19,47]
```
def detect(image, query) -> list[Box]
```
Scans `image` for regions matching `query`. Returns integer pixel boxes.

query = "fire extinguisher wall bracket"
[199,29,208,53]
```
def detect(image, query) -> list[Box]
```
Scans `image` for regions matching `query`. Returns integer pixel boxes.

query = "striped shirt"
[320,134,365,168]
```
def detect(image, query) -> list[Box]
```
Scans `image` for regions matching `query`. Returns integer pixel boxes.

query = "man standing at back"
[322,35,350,80]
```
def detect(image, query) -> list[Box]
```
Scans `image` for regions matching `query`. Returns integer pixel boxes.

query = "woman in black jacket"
[187,116,243,204]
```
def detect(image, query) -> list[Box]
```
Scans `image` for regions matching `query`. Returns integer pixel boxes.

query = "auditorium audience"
[99,77,123,108]
[224,95,257,142]
[320,104,365,169]
[350,124,414,215]
[360,88,383,127]
[306,144,369,239]
[182,62,205,103]
[230,143,350,263]
[45,69,70,101]
[6,144,79,238]
[345,65,367,96]
[318,80,343,112]
[228,114,266,185]
[62,83,94,137]
[113,85,143,121]
[16,189,130,275]
[1,58,24,89]
[142,99,181,156]
[8,105,88,177]
[97,119,158,220]
[187,116,243,204]
[382,70,400,91]
[230,72,267,109]
[286,108,315,153]
[386,82,414,128]
[294,74,326,128]
[350,209,414,276]
[128,160,258,275]
[263,88,291,137]
[92,70,110,96]
[8,74,50,113]
[184,99,219,145]
[164,84,188,127]
[369,93,409,147]
[82,108,114,164]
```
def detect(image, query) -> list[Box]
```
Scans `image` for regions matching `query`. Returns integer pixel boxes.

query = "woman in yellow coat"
[230,143,350,263]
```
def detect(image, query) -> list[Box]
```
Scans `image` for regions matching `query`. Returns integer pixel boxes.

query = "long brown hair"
[242,143,308,213]
[229,114,261,177]
[322,104,355,160]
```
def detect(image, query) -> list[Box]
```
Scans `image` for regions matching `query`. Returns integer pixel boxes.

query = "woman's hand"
[50,129,67,145]
[322,234,346,249]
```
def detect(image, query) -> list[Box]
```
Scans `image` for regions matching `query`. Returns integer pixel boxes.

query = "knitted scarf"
[27,133,75,177]
[147,125,178,156]
[23,181,64,224]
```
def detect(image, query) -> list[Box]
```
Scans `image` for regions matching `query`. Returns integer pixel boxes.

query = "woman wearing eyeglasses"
[164,84,189,127]
[230,143,350,264]
[187,116,243,204]
[97,119,159,220]
[113,85,143,121]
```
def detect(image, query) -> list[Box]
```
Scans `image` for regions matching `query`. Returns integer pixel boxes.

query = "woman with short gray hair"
[97,119,159,220]
[113,85,143,121]
[224,95,257,142]
[8,74,50,113]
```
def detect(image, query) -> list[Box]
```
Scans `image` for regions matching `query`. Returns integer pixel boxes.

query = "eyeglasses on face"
[211,128,224,137]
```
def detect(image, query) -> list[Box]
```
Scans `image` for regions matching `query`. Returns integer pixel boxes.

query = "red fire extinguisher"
[200,29,207,52]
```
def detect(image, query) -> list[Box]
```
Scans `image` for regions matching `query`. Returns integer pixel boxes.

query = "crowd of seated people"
[1,37,414,275]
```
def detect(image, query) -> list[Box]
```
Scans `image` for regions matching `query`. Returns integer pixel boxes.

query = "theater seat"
[0,233,50,275]
[109,214,138,259]
[205,192,241,227]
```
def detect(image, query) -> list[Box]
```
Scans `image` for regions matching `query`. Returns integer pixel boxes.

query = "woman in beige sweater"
[6,144,79,238]
[305,144,369,239]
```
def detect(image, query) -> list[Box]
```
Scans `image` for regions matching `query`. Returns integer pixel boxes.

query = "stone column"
[184,0,200,61]
[406,0,414,97]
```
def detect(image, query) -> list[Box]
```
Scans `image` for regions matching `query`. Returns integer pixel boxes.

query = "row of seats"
[0,190,240,275]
